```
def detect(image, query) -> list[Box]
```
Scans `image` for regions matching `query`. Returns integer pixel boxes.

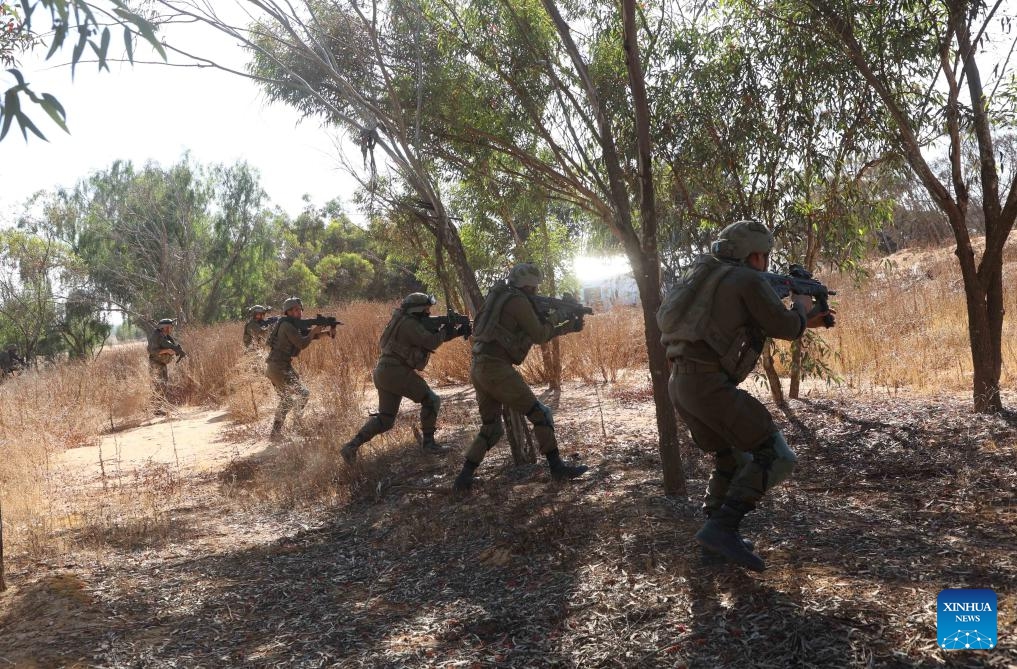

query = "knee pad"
[480,419,505,450]
[764,430,797,489]
[526,401,554,429]
[374,411,396,432]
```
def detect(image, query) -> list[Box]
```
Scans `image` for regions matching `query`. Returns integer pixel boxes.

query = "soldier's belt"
[670,358,722,375]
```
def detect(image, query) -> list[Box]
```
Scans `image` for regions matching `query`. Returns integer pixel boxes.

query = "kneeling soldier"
[452,263,587,494]
[266,297,326,440]
[341,292,466,463]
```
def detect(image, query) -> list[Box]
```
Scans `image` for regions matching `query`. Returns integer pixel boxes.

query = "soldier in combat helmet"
[244,305,275,349]
[266,296,326,440]
[147,318,186,413]
[451,263,588,494]
[340,292,469,464]
[658,220,833,571]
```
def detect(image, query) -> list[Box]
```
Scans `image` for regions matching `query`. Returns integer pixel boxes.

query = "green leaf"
[16,108,46,141]
[98,27,111,72]
[123,25,134,63]
[46,24,68,61]
[40,93,68,133]
[1,88,19,141]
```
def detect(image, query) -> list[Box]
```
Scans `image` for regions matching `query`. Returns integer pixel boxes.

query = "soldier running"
[340,292,468,464]
[452,263,588,494]
[147,318,185,413]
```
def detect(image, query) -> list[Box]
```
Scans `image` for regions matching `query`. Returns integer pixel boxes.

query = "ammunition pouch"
[712,324,764,383]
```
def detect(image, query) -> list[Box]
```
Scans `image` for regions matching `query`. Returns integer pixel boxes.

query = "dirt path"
[58,408,265,486]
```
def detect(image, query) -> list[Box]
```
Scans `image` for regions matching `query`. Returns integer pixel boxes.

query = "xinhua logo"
[937,589,997,650]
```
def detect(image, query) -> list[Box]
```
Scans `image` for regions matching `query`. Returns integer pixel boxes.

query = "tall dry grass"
[7,246,1011,564]
[822,246,1017,394]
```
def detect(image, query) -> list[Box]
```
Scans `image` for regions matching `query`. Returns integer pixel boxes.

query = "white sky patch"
[573,254,632,283]
[0,6,361,222]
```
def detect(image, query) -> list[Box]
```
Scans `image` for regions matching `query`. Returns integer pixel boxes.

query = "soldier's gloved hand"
[807,307,836,329]
[457,322,472,338]
[311,324,325,339]
[791,293,813,315]
[442,323,458,342]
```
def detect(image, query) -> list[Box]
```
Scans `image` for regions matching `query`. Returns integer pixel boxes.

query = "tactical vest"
[471,281,535,364]
[379,309,430,370]
[658,254,763,382]
[657,255,736,342]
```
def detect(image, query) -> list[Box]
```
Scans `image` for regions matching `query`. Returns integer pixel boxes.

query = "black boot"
[452,460,479,495]
[695,501,765,572]
[340,434,364,465]
[546,449,588,482]
[421,431,449,455]
[699,506,755,566]
[270,419,285,442]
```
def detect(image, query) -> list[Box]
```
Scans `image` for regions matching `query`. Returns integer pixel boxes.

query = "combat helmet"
[711,220,774,261]
[249,304,270,316]
[401,292,436,314]
[508,263,542,288]
[157,318,176,327]
[281,297,303,314]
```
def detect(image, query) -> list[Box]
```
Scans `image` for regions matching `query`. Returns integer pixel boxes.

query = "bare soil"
[1,382,1015,668]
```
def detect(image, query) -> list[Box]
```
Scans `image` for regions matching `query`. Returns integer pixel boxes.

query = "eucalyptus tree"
[37,157,278,324]
[735,0,1017,413]
[1,0,164,141]
[153,0,484,312]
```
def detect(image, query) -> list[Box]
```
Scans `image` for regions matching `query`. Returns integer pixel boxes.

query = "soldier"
[147,318,185,412]
[340,293,467,464]
[451,263,588,494]
[266,296,326,440]
[243,305,275,349]
[658,220,832,571]
[0,344,26,376]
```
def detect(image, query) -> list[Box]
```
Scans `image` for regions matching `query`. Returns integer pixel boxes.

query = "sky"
[0,6,361,224]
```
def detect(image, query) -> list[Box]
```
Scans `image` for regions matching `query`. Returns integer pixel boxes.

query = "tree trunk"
[761,342,785,405]
[631,266,686,496]
[788,340,802,400]
[505,405,537,464]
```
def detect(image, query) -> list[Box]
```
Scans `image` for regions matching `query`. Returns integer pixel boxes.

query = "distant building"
[580,272,640,310]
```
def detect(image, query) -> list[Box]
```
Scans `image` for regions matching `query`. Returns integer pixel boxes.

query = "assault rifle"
[422,308,472,340]
[295,314,343,338]
[263,316,280,325]
[532,293,594,327]
[762,264,836,327]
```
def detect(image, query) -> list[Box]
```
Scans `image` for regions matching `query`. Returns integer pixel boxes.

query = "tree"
[1,0,164,141]
[36,156,281,324]
[741,0,1017,413]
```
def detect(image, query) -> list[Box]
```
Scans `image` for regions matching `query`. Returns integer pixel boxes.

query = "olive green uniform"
[147,329,183,399]
[243,318,272,349]
[0,349,25,376]
[346,310,445,450]
[662,258,805,514]
[266,318,314,430]
[464,283,570,465]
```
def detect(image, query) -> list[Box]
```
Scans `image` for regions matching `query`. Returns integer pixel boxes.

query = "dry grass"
[5,240,1015,563]
[820,245,1017,394]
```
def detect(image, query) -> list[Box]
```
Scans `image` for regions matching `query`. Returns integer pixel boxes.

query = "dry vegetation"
[0,247,1014,667]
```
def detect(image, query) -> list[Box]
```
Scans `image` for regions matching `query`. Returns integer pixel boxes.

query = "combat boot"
[340,434,364,466]
[546,449,588,482]
[695,501,765,572]
[269,419,285,443]
[452,460,479,496]
[699,506,754,566]
[421,431,449,455]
